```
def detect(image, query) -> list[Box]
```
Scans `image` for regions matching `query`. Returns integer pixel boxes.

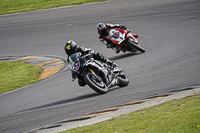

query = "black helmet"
[97,23,108,34]
[64,40,77,55]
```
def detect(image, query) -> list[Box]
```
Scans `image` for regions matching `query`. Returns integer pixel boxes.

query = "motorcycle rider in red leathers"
[97,23,139,54]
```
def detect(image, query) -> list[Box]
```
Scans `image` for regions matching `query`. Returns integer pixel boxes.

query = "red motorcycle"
[104,28,145,53]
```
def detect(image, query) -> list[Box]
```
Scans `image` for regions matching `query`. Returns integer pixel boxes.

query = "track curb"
[0,56,66,80]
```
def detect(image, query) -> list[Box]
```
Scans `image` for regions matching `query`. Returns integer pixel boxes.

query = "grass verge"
[59,92,200,133]
[0,61,43,94]
[0,0,107,15]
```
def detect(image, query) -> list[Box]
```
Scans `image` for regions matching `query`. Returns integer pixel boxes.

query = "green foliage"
[0,61,43,94]
[0,0,107,15]
[60,93,200,133]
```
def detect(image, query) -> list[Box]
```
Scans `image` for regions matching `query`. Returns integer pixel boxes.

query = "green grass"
[0,61,43,94]
[59,92,200,133]
[0,0,107,15]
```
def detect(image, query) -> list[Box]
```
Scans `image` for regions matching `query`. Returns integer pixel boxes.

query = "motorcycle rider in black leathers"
[97,23,139,54]
[64,40,117,87]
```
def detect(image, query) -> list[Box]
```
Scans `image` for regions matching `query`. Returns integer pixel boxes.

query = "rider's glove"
[105,59,117,68]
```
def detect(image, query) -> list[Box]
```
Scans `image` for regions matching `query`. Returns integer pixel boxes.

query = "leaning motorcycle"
[104,28,145,53]
[68,52,129,94]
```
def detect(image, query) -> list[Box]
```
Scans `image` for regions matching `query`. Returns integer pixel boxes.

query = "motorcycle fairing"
[109,29,126,46]
[84,59,118,87]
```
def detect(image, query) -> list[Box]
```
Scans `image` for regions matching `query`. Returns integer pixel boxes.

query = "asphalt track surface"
[0,0,200,132]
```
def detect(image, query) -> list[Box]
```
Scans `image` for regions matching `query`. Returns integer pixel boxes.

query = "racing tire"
[128,40,145,53]
[117,71,129,87]
[84,73,108,94]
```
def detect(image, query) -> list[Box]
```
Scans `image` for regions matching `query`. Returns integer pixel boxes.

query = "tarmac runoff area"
[1,56,199,133]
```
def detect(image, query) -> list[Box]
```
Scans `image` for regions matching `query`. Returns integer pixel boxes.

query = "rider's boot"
[78,79,86,87]
[105,59,117,68]
[115,47,120,54]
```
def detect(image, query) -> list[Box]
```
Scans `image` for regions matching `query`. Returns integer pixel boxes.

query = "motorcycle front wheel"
[117,71,129,87]
[127,40,145,53]
[84,73,108,94]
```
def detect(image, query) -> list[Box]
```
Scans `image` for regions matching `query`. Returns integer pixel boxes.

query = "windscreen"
[68,52,82,72]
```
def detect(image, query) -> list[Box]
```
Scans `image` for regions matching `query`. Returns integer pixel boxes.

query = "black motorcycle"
[68,52,129,94]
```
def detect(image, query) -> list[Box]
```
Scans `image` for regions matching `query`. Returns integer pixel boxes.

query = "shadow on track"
[108,86,125,92]
[13,93,101,114]
[108,52,141,61]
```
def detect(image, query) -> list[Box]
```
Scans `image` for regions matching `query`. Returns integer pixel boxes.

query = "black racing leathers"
[67,47,107,63]
[67,46,115,86]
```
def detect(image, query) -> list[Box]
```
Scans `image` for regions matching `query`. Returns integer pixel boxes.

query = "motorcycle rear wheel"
[84,73,108,94]
[117,71,129,87]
